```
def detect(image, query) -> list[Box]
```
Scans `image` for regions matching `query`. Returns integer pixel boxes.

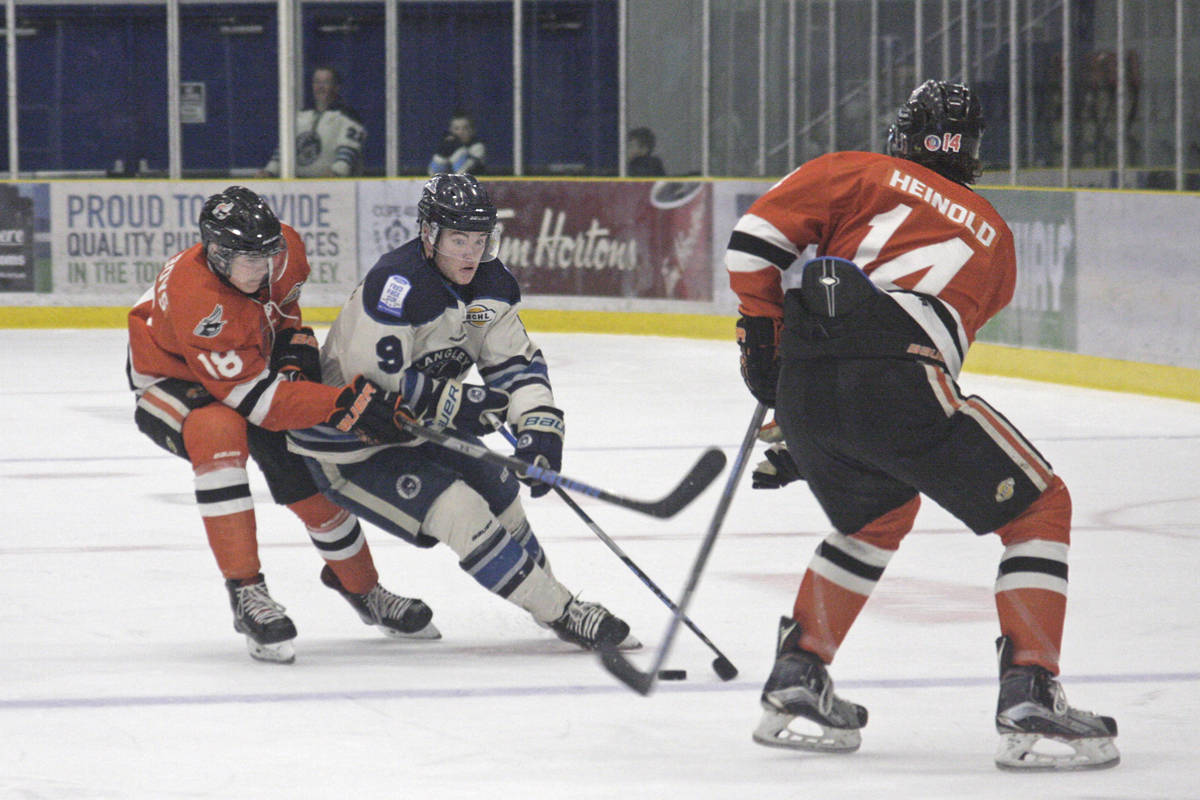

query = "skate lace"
[365,585,415,623]
[566,601,606,640]
[237,583,288,624]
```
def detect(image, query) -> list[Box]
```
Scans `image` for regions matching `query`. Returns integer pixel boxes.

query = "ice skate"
[548,597,639,651]
[752,617,867,753]
[225,574,297,664]
[320,564,440,640]
[993,636,1119,771]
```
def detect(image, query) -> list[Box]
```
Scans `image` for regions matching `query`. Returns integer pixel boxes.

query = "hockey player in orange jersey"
[127,186,438,663]
[727,81,1118,770]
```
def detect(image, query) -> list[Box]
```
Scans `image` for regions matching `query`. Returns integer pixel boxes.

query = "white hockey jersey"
[288,238,554,463]
[263,103,366,178]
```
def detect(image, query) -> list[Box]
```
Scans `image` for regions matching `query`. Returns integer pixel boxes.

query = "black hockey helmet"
[418,173,499,261]
[887,80,985,185]
[198,186,286,297]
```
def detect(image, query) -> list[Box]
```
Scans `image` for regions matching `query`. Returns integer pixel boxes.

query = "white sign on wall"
[50,181,360,306]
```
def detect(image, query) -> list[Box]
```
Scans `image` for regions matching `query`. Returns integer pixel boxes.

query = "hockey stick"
[393,415,727,519]
[599,402,768,694]
[492,420,738,681]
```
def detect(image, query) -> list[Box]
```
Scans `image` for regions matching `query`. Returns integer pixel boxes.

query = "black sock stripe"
[817,540,886,582]
[195,485,251,505]
[998,556,1069,581]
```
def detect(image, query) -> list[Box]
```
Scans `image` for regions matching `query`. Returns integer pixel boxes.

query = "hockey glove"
[751,443,804,489]
[436,133,459,158]
[400,375,509,437]
[737,315,781,407]
[513,406,565,498]
[272,326,322,382]
[328,375,407,445]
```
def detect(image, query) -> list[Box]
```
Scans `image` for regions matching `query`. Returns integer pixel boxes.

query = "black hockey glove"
[436,133,459,158]
[737,315,781,407]
[513,406,565,498]
[751,443,804,489]
[328,375,407,445]
[400,376,509,437]
[272,326,322,382]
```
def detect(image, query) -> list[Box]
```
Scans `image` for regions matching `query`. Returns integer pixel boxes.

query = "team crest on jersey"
[923,132,963,153]
[395,474,422,500]
[465,304,496,328]
[412,347,471,380]
[193,305,227,338]
[281,280,303,307]
[378,275,412,317]
[994,477,1016,503]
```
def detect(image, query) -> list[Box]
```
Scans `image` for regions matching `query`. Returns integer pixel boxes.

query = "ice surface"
[2,329,1196,798]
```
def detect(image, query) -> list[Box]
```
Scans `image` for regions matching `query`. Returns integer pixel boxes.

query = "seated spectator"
[257,65,366,178]
[627,127,665,176]
[429,110,486,175]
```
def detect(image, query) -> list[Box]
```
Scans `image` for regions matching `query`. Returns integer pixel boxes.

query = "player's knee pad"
[849,495,920,551]
[996,476,1071,547]
[496,498,549,573]
[994,477,1071,601]
[183,404,252,519]
[134,378,217,460]
[426,481,538,599]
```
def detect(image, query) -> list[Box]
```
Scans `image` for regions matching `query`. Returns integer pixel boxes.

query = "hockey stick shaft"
[394,415,726,519]
[600,402,768,694]
[494,421,738,680]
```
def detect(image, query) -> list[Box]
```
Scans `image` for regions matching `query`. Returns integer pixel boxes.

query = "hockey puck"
[657,669,687,680]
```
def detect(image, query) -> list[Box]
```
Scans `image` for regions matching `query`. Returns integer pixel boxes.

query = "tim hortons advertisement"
[484,181,712,300]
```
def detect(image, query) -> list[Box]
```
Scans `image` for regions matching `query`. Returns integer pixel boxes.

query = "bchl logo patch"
[378,275,412,317]
[994,477,1016,503]
[396,474,422,500]
[465,304,496,328]
[923,132,963,153]
[193,304,226,338]
[212,201,235,220]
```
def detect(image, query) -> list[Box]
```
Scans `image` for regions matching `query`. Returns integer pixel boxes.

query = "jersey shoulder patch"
[361,239,453,326]
[377,275,412,317]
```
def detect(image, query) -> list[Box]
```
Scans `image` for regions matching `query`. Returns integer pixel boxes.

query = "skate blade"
[995,732,1120,771]
[379,621,442,640]
[752,709,861,753]
[245,637,295,664]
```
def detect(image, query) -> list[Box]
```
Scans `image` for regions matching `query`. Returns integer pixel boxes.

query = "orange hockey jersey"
[127,224,341,430]
[726,151,1016,375]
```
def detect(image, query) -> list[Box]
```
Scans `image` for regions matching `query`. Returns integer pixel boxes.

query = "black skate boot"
[549,597,639,651]
[320,564,440,640]
[752,616,868,753]
[994,635,1119,771]
[225,573,297,664]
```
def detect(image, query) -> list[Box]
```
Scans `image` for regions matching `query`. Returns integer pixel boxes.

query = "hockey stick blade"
[599,403,767,695]
[396,416,726,518]
[599,644,656,695]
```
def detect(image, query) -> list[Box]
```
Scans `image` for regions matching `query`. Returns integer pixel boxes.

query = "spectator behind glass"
[257,65,366,178]
[429,111,486,175]
[627,127,665,176]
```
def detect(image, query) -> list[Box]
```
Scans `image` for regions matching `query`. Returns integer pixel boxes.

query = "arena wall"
[1,178,1196,402]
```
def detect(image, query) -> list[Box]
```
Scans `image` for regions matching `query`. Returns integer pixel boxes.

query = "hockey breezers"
[600,402,768,694]
[492,418,738,681]
[394,415,727,519]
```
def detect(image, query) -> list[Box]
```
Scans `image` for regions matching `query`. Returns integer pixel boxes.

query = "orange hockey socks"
[793,496,921,662]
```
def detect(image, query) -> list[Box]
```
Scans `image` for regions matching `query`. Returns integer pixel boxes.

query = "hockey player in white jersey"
[289,173,638,652]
